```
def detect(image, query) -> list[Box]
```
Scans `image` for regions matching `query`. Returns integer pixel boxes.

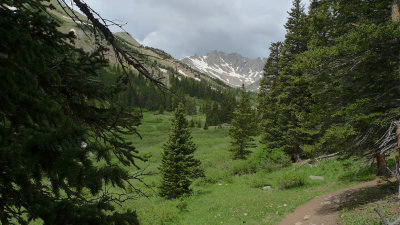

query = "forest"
[2,0,400,224]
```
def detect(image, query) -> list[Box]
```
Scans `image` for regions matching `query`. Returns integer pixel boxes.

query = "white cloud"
[83,0,310,58]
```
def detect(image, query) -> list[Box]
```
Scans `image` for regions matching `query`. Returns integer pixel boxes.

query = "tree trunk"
[377,153,387,176]
[293,144,302,162]
[396,125,400,166]
[392,0,400,21]
[394,0,400,167]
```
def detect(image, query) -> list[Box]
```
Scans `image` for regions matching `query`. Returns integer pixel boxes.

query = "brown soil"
[276,180,384,225]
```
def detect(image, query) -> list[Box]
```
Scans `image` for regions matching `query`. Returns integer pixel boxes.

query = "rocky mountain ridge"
[181,51,266,91]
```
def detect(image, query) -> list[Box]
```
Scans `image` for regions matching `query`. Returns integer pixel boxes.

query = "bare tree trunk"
[392,0,400,21]
[293,144,302,162]
[396,125,400,166]
[377,153,387,176]
[374,2,400,224]
[394,0,400,167]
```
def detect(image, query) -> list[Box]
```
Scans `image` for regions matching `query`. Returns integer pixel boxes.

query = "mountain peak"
[181,51,266,91]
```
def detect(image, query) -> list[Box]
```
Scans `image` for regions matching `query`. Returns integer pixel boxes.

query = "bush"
[260,147,291,170]
[245,173,273,188]
[231,160,258,175]
[176,198,188,212]
[278,172,306,189]
[193,168,231,186]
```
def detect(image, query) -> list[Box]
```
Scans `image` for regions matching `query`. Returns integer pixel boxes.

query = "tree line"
[257,0,400,173]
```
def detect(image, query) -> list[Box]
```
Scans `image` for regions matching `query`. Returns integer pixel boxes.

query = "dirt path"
[276,180,382,225]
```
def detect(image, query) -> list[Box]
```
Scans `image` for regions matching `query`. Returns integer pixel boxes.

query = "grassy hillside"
[114,111,377,225]
[46,1,230,92]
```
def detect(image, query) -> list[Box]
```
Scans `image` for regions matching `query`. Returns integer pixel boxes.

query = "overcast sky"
[83,0,309,59]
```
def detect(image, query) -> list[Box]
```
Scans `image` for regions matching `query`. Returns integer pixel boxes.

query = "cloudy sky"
[83,0,308,59]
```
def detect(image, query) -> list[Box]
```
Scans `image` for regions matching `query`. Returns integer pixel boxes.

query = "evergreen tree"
[159,103,203,199]
[203,121,209,130]
[281,0,309,61]
[219,91,236,123]
[197,119,202,128]
[190,118,195,128]
[0,1,148,223]
[159,104,165,114]
[294,0,397,166]
[229,85,257,159]
[258,0,311,161]
[207,102,221,126]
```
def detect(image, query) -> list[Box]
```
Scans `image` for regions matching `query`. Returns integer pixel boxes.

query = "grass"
[113,111,379,225]
[338,180,400,225]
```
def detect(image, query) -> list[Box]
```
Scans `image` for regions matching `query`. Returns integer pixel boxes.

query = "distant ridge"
[181,50,266,91]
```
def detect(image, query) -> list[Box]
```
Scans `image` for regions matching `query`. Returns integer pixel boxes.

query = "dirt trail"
[276,180,382,225]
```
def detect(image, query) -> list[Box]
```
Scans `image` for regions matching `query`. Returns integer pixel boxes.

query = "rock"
[295,222,303,225]
[308,162,317,167]
[244,213,248,216]
[309,175,324,180]
[263,186,272,190]
[303,215,311,220]
[323,201,331,205]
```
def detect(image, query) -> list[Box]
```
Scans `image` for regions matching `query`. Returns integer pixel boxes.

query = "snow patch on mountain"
[181,50,266,91]
[178,69,188,77]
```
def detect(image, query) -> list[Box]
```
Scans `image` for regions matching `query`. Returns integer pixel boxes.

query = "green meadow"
[117,111,376,225]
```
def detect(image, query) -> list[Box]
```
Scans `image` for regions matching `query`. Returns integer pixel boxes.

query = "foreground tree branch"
[60,0,165,87]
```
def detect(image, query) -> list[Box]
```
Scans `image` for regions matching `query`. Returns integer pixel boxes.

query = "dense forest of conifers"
[257,0,400,171]
[100,65,238,125]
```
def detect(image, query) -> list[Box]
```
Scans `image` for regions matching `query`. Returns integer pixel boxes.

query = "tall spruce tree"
[293,0,397,173]
[159,103,203,199]
[258,42,285,152]
[229,85,257,159]
[0,0,157,223]
[219,91,237,123]
[258,0,311,161]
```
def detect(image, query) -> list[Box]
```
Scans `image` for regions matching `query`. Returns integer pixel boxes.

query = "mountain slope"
[181,51,266,91]
[46,3,230,92]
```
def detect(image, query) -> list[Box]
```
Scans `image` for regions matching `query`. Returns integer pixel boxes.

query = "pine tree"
[197,119,202,128]
[229,85,257,159]
[292,0,397,169]
[258,0,311,161]
[258,42,285,153]
[190,118,195,128]
[203,121,209,130]
[219,91,236,123]
[159,103,203,199]
[0,1,148,223]
[282,0,309,61]
[159,104,165,114]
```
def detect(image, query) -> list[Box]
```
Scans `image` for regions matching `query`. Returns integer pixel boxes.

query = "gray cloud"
[84,0,308,59]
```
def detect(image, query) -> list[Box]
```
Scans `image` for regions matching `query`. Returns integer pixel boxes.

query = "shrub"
[193,168,231,186]
[245,173,273,188]
[278,172,306,189]
[176,198,188,212]
[231,160,258,175]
